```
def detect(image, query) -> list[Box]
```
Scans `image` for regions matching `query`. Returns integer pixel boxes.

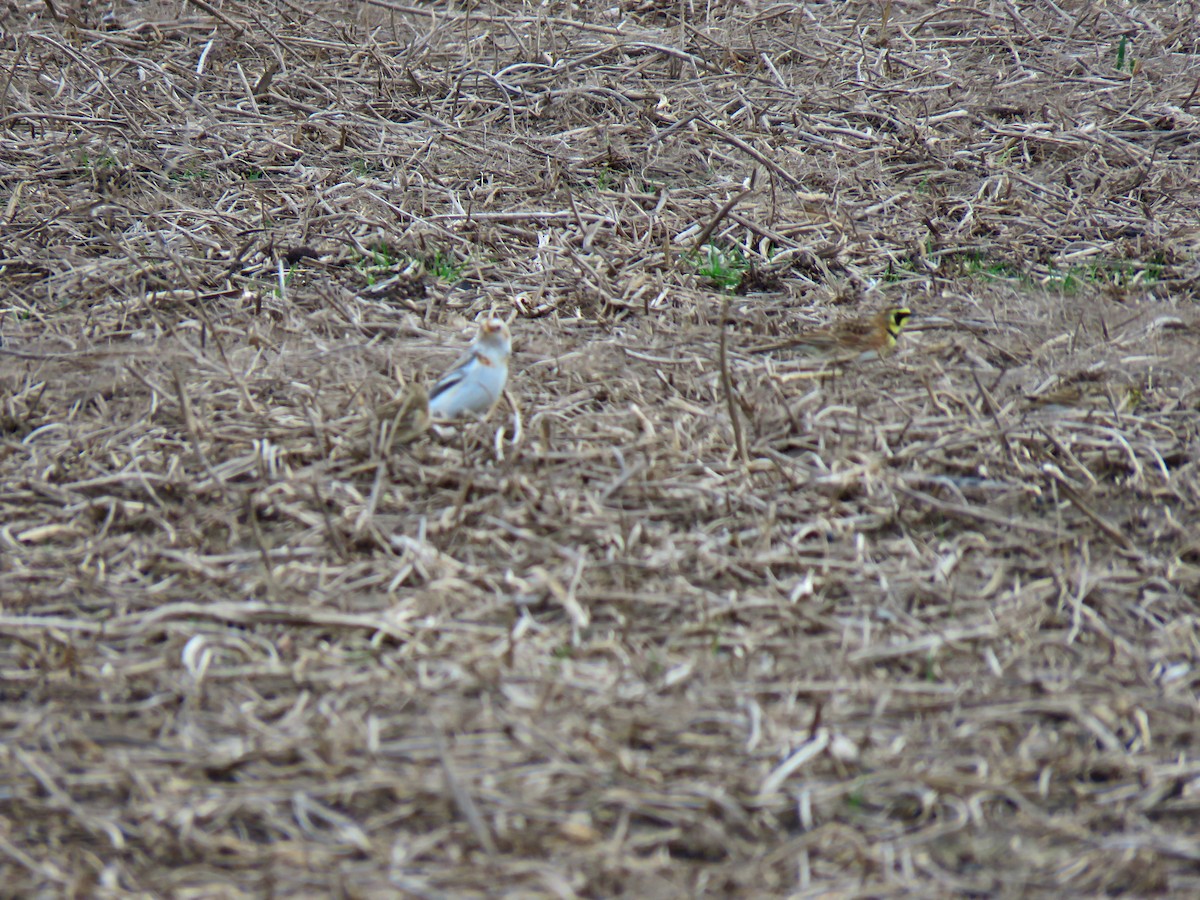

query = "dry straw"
[1,0,1199,895]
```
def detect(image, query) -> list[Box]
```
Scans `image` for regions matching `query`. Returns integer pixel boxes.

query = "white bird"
[428,318,511,419]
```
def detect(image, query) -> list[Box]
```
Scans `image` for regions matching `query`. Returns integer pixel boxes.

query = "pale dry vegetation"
[2,0,1200,896]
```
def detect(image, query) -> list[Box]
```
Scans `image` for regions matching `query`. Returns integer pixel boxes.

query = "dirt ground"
[2,0,1200,896]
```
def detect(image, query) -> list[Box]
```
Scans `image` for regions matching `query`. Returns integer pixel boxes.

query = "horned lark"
[754,307,911,361]
[387,383,431,443]
[428,318,511,419]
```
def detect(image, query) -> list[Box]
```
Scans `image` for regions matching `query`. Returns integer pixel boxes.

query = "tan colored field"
[2,0,1200,896]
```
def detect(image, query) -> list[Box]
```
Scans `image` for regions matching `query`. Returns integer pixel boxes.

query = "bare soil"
[2,0,1200,896]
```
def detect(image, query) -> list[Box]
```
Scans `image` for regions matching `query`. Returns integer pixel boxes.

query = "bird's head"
[885,307,912,339]
[475,317,512,358]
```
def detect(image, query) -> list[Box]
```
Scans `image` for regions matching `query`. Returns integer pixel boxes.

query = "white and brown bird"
[428,318,512,419]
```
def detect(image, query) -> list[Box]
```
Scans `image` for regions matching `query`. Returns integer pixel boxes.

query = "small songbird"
[386,383,431,444]
[428,318,512,419]
[753,307,911,362]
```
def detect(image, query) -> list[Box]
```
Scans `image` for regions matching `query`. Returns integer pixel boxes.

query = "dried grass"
[2,0,1200,895]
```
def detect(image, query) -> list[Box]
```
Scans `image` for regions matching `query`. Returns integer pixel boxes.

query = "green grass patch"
[352,243,401,286]
[946,251,1164,292]
[691,243,749,291]
[170,163,211,183]
[353,244,468,285]
[1045,257,1163,292]
[79,149,118,171]
[594,166,616,192]
[960,252,1026,282]
[426,249,466,283]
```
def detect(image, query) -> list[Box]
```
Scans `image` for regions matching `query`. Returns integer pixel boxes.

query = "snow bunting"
[428,318,511,419]
[754,307,911,361]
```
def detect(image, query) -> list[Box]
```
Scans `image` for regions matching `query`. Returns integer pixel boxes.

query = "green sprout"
[170,163,211,182]
[693,243,749,291]
[426,249,466,283]
[273,261,300,299]
[80,149,118,171]
[1115,36,1136,73]
[353,244,467,286]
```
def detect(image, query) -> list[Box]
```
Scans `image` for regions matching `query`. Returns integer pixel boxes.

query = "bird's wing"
[430,349,479,400]
[428,366,497,417]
